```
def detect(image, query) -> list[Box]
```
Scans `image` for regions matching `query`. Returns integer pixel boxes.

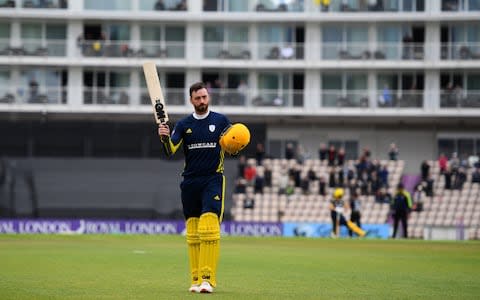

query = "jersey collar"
[193,110,210,120]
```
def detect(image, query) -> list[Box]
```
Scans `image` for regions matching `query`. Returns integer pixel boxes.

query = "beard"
[195,103,208,114]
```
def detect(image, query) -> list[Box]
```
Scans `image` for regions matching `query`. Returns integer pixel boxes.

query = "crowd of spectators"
[235,142,401,209]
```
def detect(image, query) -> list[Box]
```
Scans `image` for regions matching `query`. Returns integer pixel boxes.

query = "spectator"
[381,84,393,106]
[388,143,399,161]
[243,161,256,186]
[234,178,247,194]
[307,167,317,182]
[278,170,289,194]
[318,176,327,196]
[376,186,392,204]
[424,175,434,197]
[454,167,467,190]
[378,164,389,187]
[327,145,336,166]
[280,44,294,59]
[243,195,255,209]
[264,165,272,187]
[472,167,480,183]
[255,142,265,166]
[444,167,452,190]
[391,183,412,239]
[154,0,165,10]
[328,168,337,188]
[337,147,345,166]
[438,153,448,174]
[237,80,248,105]
[237,155,247,178]
[420,160,430,181]
[285,143,295,160]
[318,143,328,161]
[349,192,362,237]
[412,184,425,212]
[449,152,460,174]
[254,172,265,194]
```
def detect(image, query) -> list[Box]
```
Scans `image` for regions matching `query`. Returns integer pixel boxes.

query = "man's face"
[190,88,209,114]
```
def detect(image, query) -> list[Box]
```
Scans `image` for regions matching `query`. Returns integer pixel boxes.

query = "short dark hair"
[397,183,404,189]
[189,82,207,97]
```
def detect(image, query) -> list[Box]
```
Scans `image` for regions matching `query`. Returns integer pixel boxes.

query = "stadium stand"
[231,157,403,225]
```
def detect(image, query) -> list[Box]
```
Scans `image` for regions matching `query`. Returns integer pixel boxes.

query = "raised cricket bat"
[142,61,169,124]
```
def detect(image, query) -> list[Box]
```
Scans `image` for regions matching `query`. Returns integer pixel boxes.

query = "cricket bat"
[142,61,169,124]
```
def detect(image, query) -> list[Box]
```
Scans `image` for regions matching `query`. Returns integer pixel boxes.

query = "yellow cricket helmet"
[334,188,344,199]
[219,123,250,155]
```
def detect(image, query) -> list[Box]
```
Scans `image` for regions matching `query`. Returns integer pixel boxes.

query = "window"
[438,137,480,158]
[321,73,368,108]
[140,70,186,105]
[84,0,131,10]
[202,70,248,106]
[139,25,185,58]
[20,68,67,104]
[258,24,303,59]
[83,70,130,105]
[204,25,249,59]
[20,22,66,56]
[322,24,368,59]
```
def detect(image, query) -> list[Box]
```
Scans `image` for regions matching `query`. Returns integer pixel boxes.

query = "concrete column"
[424,70,440,110]
[67,20,82,58]
[186,22,202,63]
[368,71,377,108]
[69,0,84,11]
[305,23,319,61]
[130,23,141,52]
[304,69,320,110]
[425,22,440,62]
[10,21,21,48]
[249,23,257,60]
[188,0,202,12]
[67,67,83,106]
[130,69,140,106]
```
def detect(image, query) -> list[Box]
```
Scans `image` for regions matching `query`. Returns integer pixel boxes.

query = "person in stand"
[158,82,250,293]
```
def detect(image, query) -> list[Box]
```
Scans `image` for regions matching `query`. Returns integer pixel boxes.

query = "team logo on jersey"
[209,125,215,132]
[186,128,192,134]
[213,195,220,201]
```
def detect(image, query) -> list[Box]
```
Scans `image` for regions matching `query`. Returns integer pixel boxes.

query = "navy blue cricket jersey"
[164,110,230,177]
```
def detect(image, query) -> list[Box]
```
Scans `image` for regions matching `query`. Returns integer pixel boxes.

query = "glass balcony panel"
[141,87,185,106]
[322,90,369,108]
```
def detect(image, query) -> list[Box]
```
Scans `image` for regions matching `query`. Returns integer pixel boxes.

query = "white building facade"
[0,0,479,171]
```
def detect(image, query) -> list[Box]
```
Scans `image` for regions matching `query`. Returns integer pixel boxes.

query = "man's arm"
[158,123,182,157]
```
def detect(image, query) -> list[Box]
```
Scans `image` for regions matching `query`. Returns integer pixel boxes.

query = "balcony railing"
[440,90,480,108]
[140,87,186,106]
[441,42,480,60]
[376,90,424,108]
[22,0,67,9]
[322,90,369,108]
[203,42,251,60]
[13,86,67,104]
[3,85,480,110]
[322,42,424,60]
[258,43,304,60]
[0,38,66,56]
[83,87,131,105]
[78,40,185,58]
[316,0,425,12]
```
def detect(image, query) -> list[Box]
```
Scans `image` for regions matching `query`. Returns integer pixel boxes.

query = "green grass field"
[1,235,479,299]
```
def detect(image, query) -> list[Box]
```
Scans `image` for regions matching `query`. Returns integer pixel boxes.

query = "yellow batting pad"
[198,213,221,287]
[186,217,200,285]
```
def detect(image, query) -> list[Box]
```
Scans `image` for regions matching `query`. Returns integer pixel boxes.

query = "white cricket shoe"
[199,281,214,293]
[188,284,200,293]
